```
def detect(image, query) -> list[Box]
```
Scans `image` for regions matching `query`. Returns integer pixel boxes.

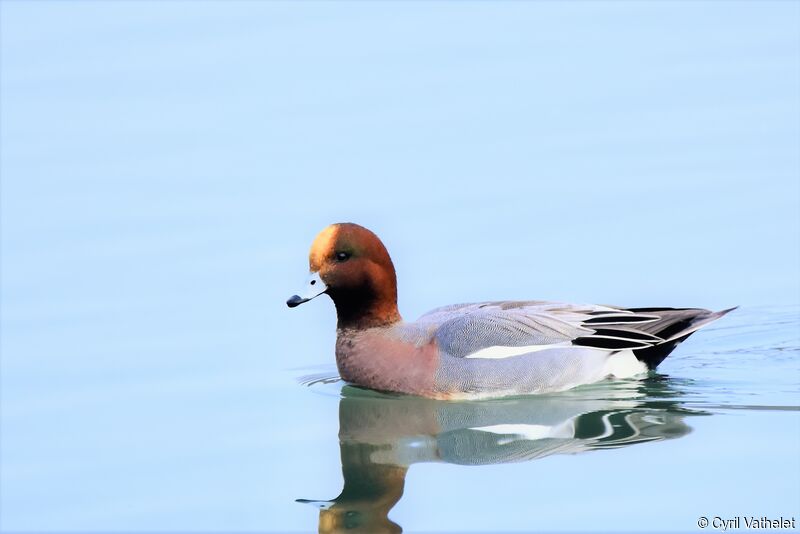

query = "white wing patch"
[470,422,576,441]
[463,342,571,359]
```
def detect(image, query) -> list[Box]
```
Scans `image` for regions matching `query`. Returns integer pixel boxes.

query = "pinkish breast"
[335,328,439,397]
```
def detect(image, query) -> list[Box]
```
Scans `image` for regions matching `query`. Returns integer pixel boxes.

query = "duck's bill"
[286,271,327,308]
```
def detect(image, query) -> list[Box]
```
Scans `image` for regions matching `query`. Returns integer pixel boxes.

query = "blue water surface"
[1,2,799,532]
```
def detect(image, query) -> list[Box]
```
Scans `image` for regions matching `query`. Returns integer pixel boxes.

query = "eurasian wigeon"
[287,223,733,400]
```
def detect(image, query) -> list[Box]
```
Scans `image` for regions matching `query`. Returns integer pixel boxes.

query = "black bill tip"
[286,295,307,308]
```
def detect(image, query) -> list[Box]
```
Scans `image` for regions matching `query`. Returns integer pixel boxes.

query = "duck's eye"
[335,251,351,262]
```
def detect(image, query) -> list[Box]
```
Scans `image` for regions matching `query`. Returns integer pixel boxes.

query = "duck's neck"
[330,282,401,330]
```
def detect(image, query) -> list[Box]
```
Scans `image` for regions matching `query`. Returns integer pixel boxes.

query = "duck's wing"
[422,301,675,359]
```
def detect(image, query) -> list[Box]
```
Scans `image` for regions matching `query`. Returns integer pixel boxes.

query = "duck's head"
[287,223,401,328]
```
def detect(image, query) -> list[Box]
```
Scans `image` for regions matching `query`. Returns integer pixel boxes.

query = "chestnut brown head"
[287,223,401,328]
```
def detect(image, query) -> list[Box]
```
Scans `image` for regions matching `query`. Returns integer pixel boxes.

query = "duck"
[286,223,734,400]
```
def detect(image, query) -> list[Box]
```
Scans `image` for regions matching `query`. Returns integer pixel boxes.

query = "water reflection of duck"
[298,379,705,533]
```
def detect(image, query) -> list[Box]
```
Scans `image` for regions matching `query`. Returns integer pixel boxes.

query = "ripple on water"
[295,365,344,397]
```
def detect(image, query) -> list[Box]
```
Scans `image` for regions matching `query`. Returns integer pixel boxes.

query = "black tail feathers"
[630,307,737,370]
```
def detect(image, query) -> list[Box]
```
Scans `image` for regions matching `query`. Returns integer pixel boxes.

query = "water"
[291,307,800,533]
[2,303,798,532]
[2,2,799,532]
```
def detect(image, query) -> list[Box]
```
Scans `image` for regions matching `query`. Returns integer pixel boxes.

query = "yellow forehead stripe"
[309,224,339,271]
